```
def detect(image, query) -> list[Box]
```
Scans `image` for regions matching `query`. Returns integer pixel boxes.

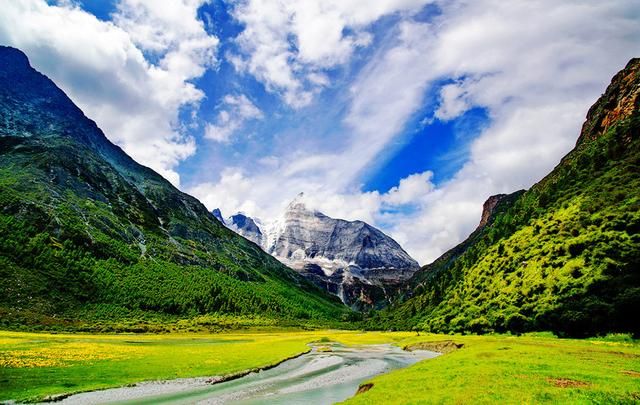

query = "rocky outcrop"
[403,340,464,354]
[478,194,507,228]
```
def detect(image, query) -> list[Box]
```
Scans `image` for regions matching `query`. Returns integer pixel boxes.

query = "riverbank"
[0,330,638,403]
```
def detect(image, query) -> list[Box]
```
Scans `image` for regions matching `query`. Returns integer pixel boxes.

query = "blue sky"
[4,0,640,263]
[177,1,469,191]
[72,0,472,194]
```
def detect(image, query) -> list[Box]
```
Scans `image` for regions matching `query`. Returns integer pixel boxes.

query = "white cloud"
[204,94,263,143]
[228,0,432,107]
[435,81,472,121]
[0,0,218,186]
[224,94,263,119]
[190,168,262,217]
[191,0,640,265]
[343,21,436,176]
[190,168,434,227]
[382,171,435,206]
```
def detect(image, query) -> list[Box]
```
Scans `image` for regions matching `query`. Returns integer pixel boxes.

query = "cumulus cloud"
[382,171,435,206]
[114,0,218,80]
[190,168,262,217]
[227,0,432,107]
[204,94,263,143]
[191,0,640,264]
[0,0,218,186]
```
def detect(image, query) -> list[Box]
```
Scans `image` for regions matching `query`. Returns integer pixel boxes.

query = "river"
[55,344,439,405]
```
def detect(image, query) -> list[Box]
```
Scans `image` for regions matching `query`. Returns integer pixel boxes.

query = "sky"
[1,0,639,264]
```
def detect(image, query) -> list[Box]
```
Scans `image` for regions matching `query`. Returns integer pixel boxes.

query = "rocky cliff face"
[478,194,508,228]
[214,194,420,308]
[578,58,639,145]
[211,208,225,223]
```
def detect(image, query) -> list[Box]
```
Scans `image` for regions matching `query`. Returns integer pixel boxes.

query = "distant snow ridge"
[213,193,420,308]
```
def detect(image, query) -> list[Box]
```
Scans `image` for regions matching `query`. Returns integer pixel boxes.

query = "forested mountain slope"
[0,46,347,330]
[374,58,640,337]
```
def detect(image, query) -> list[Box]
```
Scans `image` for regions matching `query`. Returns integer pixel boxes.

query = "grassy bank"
[0,330,638,403]
[345,333,640,404]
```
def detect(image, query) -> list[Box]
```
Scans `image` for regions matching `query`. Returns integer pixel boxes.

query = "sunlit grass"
[0,341,146,368]
[1,330,638,403]
[344,333,640,404]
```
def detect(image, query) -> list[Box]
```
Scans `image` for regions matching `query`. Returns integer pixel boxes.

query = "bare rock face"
[478,194,507,228]
[272,196,418,274]
[213,194,420,308]
[228,213,264,247]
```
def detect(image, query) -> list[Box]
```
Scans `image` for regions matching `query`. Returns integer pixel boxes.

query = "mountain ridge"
[0,46,348,330]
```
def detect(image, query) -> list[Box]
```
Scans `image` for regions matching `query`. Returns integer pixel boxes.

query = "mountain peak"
[0,45,129,170]
[285,192,311,213]
[392,59,640,336]
[212,191,419,307]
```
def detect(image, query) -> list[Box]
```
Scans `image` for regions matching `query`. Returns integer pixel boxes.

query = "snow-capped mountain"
[213,210,271,248]
[213,193,420,308]
[228,213,264,247]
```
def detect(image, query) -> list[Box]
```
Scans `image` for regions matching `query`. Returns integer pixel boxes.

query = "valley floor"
[0,330,638,404]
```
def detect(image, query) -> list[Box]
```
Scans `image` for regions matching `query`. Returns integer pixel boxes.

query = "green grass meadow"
[1,330,638,403]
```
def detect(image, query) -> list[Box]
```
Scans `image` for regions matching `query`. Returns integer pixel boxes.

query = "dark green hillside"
[0,46,348,330]
[374,59,640,337]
